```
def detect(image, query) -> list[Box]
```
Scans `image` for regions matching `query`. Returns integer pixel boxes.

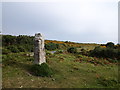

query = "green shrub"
[81,49,88,55]
[31,63,53,77]
[106,42,115,48]
[77,54,84,58]
[55,50,63,54]
[67,47,77,54]
[2,54,17,65]
[7,45,20,53]
[97,76,118,87]
[107,58,118,63]
[45,43,59,50]
[17,45,26,52]
[24,44,34,52]
[118,49,120,59]
[46,51,52,55]
[2,48,11,54]
[90,46,119,59]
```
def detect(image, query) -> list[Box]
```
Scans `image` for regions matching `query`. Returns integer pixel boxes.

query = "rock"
[20,85,23,88]
[52,78,55,81]
[29,52,34,57]
[34,33,46,65]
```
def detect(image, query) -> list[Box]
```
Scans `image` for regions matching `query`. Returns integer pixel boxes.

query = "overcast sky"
[2,0,119,44]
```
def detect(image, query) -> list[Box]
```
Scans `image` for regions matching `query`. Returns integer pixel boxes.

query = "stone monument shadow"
[12,61,34,76]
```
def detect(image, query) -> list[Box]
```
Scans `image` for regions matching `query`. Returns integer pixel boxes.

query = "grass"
[2,52,119,88]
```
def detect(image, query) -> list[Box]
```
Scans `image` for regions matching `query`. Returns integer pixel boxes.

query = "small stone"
[52,78,55,81]
[20,85,23,88]
[31,79,34,81]
[26,54,29,56]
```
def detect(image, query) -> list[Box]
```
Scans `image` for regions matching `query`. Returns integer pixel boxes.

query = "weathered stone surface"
[34,33,46,64]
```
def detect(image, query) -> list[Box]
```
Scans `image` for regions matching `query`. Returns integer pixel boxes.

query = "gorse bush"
[67,47,77,54]
[45,43,59,50]
[2,35,34,53]
[80,49,88,55]
[90,45,119,59]
[2,48,11,54]
[7,45,20,53]
[31,63,53,77]
[17,45,26,52]
[2,35,34,46]
[106,42,115,48]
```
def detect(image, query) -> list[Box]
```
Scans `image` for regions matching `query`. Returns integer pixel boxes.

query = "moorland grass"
[2,52,119,88]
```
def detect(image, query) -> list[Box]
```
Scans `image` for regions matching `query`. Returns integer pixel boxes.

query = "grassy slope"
[2,52,119,88]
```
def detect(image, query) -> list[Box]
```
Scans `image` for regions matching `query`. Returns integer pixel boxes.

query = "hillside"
[1,34,120,88]
[2,52,119,88]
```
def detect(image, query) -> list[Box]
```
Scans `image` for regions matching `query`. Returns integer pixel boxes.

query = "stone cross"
[34,33,46,64]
